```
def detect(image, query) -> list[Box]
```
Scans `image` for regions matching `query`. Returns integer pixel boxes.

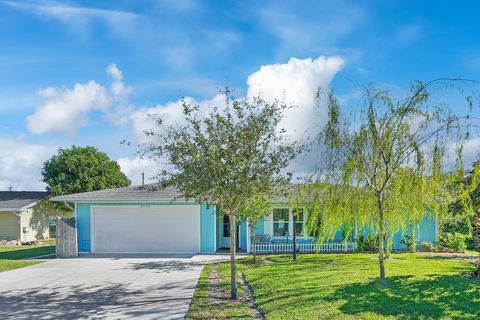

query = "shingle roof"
[0,191,50,210]
[50,184,187,202]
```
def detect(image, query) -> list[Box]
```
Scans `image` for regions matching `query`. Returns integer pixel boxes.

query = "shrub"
[421,241,434,252]
[449,233,468,252]
[356,234,379,252]
[401,234,416,252]
[437,232,468,252]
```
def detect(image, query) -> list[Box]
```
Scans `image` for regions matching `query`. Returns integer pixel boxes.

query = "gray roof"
[0,191,50,210]
[51,184,188,202]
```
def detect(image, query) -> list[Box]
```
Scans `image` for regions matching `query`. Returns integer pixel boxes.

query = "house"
[51,183,438,254]
[0,191,54,242]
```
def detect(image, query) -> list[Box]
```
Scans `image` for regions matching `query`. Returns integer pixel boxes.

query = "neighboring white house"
[0,191,59,242]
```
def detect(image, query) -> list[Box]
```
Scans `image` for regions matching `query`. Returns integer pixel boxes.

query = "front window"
[273,208,289,236]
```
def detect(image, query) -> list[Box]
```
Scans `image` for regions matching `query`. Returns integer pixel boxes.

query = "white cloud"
[131,56,343,144]
[26,63,130,134]
[2,0,138,35]
[128,56,344,177]
[247,56,344,141]
[117,156,158,186]
[130,94,227,143]
[0,136,56,191]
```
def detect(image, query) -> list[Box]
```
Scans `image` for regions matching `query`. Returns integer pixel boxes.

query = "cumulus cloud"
[130,94,227,143]
[117,156,158,185]
[247,56,344,141]
[127,56,344,176]
[0,136,56,191]
[26,63,130,134]
[130,56,343,145]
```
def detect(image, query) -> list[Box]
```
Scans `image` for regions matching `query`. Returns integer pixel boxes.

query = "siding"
[21,206,50,242]
[76,203,91,252]
[200,203,215,253]
[0,212,20,240]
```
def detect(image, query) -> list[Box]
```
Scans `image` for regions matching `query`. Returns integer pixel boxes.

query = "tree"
[239,194,272,264]
[42,146,130,196]
[142,90,298,299]
[306,80,477,284]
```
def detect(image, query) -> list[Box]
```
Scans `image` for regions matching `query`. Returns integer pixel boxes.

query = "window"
[293,209,304,236]
[273,208,289,236]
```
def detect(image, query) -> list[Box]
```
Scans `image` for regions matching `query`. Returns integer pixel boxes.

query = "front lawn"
[0,244,55,272]
[189,253,480,319]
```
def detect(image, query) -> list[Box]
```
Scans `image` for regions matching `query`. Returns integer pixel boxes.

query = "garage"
[91,205,200,254]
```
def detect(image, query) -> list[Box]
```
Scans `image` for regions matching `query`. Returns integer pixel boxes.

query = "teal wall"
[251,213,437,250]
[239,221,247,250]
[76,203,91,252]
[200,203,215,253]
[255,220,265,235]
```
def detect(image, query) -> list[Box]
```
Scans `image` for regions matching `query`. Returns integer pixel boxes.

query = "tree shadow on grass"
[329,275,480,319]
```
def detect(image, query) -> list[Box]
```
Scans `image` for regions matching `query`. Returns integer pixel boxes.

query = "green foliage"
[304,80,479,281]
[141,89,300,298]
[437,232,468,252]
[42,146,129,196]
[421,241,434,252]
[356,234,379,252]
[142,90,298,214]
[401,234,416,252]
[239,194,272,239]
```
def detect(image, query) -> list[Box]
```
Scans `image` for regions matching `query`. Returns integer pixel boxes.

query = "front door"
[221,215,231,248]
[221,215,239,249]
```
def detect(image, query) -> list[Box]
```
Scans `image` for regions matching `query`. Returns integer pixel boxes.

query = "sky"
[1,0,480,191]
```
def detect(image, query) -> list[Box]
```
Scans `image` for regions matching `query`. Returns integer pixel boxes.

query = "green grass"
[0,245,55,272]
[243,253,480,319]
[186,264,254,319]
[189,253,480,320]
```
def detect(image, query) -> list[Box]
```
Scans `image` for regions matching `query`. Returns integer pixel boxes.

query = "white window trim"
[270,207,309,238]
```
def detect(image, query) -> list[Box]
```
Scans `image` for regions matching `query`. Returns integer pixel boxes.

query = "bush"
[449,233,468,252]
[356,234,379,252]
[437,232,468,252]
[401,234,416,252]
[421,241,434,252]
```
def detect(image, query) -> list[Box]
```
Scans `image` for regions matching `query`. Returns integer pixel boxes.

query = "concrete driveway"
[0,255,229,320]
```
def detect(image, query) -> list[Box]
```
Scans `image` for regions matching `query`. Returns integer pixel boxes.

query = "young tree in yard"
[142,90,299,299]
[239,194,272,264]
[306,80,479,284]
[42,146,130,196]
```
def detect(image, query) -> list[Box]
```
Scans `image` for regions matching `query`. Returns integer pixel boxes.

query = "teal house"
[52,184,438,254]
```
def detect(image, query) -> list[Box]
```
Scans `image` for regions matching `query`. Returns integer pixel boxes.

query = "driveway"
[0,255,229,320]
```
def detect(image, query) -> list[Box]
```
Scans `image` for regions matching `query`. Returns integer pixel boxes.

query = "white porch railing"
[250,242,356,254]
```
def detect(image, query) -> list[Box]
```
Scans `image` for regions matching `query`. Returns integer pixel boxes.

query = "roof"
[0,191,50,211]
[50,184,188,202]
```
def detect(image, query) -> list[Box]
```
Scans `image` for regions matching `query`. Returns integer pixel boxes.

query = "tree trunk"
[377,193,386,283]
[383,231,390,259]
[229,214,238,299]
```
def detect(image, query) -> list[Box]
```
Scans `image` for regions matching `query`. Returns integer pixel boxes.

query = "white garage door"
[91,205,200,254]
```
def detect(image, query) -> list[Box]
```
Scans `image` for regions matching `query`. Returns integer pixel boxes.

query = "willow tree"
[307,80,477,283]
[142,90,298,299]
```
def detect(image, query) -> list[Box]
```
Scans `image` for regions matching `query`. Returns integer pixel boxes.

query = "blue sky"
[1,0,480,190]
